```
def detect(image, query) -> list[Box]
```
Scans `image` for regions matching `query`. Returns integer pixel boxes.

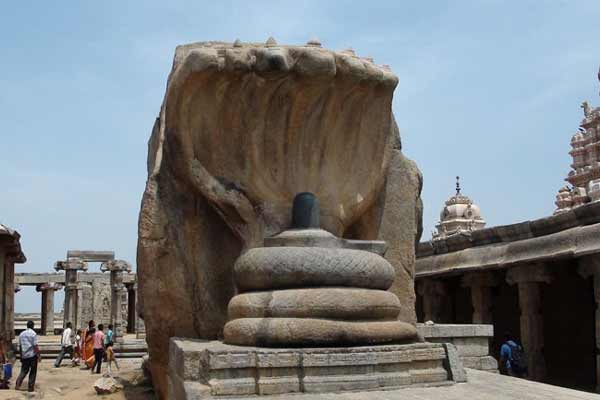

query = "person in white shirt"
[54,322,73,368]
[15,320,39,392]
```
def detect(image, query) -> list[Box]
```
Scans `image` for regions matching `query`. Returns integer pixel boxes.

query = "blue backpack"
[509,342,527,374]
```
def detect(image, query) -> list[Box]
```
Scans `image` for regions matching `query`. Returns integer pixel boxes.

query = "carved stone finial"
[456,176,461,196]
[100,259,133,273]
[266,36,277,47]
[306,37,322,47]
[582,101,591,117]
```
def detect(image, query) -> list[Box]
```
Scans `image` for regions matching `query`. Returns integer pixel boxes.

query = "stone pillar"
[506,264,552,381]
[101,260,132,343]
[55,258,88,329]
[1,255,16,351]
[36,283,62,335]
[462,272,498,324]
[416,279,447,323]
[126,283,137,334]
[136,280,146,339]
[578,256,600,392]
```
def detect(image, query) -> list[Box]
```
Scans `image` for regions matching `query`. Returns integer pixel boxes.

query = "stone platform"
[168,339,465,399]
[418,324,498,372]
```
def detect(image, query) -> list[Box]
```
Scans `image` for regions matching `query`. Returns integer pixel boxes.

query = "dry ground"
[0,358,154,400]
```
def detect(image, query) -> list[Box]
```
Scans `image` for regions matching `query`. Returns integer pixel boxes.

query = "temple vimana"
[2,38,600,400]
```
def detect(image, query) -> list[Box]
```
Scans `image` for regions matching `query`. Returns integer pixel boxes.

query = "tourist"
[82,320,96,369]
[72,329,82,366]
[15,320,39,392]
[91,324,105,374]
[105,324,114,348]
[104,325,119,374]
[54,322,73,368]
[500,333,527,377]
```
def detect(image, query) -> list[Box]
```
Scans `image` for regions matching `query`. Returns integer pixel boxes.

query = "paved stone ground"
[253,369,600,400]
[2,364,597,399]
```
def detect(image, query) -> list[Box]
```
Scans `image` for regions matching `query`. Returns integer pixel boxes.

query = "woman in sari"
[81,320,96,369]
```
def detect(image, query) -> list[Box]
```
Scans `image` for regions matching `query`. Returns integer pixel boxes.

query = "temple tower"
[432,176,486,240]
[554,99,600,213]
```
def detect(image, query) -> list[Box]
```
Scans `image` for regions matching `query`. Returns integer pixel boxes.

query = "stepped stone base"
[168,339,465,399]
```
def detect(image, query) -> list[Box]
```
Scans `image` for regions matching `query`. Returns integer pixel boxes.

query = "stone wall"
[418,324,498,372]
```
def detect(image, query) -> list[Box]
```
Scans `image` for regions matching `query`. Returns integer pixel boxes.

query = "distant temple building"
[554,101,600,213]
[416,79,600,391]
[432,177,486,240]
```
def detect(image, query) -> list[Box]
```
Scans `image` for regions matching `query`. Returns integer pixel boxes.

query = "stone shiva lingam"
[167,194,464,399]
[137,39,463,399]
[224,192,417,347]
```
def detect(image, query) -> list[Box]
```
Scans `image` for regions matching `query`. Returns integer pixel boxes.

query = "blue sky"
[1,1,599,311]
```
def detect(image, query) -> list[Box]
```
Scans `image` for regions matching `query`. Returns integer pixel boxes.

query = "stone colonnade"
[101,259,132,343]
[13,269,141,337]
[54,258,88,330]
[36,282,62,335]
[417,258,600,387]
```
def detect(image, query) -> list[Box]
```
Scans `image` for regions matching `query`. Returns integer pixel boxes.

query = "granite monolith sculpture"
[137,39,423,398]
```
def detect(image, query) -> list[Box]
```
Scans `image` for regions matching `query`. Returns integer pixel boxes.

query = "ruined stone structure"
[432,177,486,240]
[555,101,600,213]
[35,282,62,335]
[0,224,26,357]
[15,269,139,335]
[101,259,132,343]
[416,99,600,392]
[137,39,425,398]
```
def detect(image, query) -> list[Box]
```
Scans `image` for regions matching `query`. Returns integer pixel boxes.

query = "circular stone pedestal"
[223,229,417,347]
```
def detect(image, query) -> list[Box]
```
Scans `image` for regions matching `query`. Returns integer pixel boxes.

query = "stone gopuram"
[554,101,600,213]
[138,39,430,398]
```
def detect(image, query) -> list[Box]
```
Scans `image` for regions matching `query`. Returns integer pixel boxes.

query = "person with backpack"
[500,333,527,377]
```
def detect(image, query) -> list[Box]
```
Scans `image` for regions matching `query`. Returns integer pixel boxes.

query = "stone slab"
[249,368,600,400]
[168,339,463,398]
[418,323,493,338]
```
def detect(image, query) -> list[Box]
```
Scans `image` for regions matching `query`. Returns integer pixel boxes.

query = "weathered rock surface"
[228,288,401,320]
[223,318,418,347]
[137,40,423,399]
[234,247,396,291]
[93,376,123,395]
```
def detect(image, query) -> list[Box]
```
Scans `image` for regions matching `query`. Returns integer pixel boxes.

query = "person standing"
[500,333,527,378]
[104,324,119,374]
[82,320,96,369]
[91,324,105,374]
[72,329,82,366]
[15,321,40,392]
[54,322,73,367]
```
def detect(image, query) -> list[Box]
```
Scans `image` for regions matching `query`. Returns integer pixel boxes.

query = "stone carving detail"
[137,39,423,397]
[555,98,600,213]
